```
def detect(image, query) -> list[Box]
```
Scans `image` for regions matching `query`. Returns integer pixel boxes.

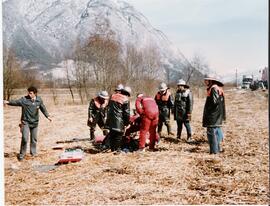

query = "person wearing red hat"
[203,74,226,154]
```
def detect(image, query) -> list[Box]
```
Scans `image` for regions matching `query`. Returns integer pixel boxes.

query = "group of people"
[3,74,226,160]
[87,74,226,154]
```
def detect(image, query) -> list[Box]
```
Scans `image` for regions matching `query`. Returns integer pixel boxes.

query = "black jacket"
[105,93,130,132]
[174,89,193,120]
[154,89,174,120]
[203,84,226,127]
[88,97,108,122]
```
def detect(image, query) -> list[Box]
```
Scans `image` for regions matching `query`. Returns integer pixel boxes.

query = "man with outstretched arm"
[4,86,52,161]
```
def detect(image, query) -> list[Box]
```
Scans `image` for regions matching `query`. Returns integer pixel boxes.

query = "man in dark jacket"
[174,79,193,141]
[203,75,226,154]
[87,91,109,140]
[135,93,159,151]
[105,86,131,153]
[3,86,52,161]
[155,82,174,136]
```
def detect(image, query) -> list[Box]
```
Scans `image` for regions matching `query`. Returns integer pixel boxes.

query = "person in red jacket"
[135,93,159,151]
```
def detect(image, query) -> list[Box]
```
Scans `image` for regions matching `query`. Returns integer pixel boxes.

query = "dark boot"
[90,129,95,140]
[177,130,181,139]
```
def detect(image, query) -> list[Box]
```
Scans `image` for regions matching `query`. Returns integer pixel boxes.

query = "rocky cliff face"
[3,0,192,79]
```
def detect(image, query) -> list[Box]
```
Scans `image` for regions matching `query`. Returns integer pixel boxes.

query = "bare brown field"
[4,88,269,205]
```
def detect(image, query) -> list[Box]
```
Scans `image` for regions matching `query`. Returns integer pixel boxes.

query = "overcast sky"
[128,0,268,77]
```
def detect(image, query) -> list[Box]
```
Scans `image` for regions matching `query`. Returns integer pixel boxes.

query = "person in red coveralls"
[135,93,159,151]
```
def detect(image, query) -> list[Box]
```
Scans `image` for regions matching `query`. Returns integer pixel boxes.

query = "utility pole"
[235,68,238,88]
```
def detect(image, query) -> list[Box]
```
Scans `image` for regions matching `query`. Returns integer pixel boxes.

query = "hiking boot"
[113,149,123,155]
[90,132,95,140]
[17,154,24,161]
[187,134,192,142]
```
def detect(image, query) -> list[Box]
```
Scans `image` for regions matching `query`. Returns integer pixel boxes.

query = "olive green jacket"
[8,95,50,127]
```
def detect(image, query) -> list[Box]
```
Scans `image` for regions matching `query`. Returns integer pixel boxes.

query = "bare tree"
[3,47,22,100]
[75,35,122,93]
[185,53,210,85]
[141,45,162,81]
[64,59,75,103]
[122,44,144,82]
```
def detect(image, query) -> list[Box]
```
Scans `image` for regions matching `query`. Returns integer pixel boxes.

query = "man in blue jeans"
[4,86,52,161]
[202,75,226,154]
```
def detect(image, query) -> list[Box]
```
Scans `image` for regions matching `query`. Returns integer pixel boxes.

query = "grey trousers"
[20,123,38,157]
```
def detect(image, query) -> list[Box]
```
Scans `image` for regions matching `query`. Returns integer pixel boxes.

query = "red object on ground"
[95,135,105,143]
[58,149,84,164]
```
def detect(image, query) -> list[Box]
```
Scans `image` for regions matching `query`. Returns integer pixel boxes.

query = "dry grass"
[4,88,269,205]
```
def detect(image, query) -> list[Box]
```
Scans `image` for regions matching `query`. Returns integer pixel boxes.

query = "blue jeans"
[207,127,223,154]
[176,119,192,138]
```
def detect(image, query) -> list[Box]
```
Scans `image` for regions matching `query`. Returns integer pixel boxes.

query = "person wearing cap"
[203,74,226,154]
[135,93,159,151]
[155,82,174,136]
[174,79,193,141]
[3,86,52,161]
[105,86,131,153]
[87,91,109,140]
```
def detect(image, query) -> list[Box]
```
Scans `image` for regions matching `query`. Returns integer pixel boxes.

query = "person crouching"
[135,93,159,151]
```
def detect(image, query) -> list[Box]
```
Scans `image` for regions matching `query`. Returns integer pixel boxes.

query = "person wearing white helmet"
[87,90,109,140]
[105,86,131,154]
[203,74,226,154]
[155,82,174,136]
[174,79,193,142]
[115,84,124,93]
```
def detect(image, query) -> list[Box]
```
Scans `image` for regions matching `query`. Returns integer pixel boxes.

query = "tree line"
[3,33,210,103]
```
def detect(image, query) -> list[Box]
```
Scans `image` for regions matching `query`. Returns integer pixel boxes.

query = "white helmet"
[158,82,168,91]
[177,79,186,86]
[98,91,109,99]
[123,86,132,96]
[115,84,124,91]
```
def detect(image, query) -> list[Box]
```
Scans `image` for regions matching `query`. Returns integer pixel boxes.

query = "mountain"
[3,0,192,79]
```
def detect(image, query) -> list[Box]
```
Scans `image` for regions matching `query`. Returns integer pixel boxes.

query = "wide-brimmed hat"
[98,91,109,99]
[204,74,224,86]
[158,82,168,91]
[177,79,189,88]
